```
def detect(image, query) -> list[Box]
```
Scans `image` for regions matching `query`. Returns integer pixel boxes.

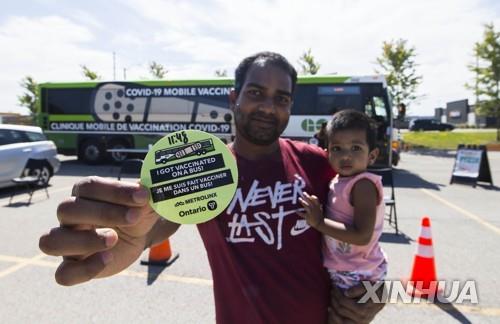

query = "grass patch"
[402,131,498,150]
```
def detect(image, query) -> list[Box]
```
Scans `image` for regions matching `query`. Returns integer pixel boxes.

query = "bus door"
[361,83,393,166]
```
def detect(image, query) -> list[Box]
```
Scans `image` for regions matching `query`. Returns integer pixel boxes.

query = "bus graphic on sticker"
[154,139,215,165]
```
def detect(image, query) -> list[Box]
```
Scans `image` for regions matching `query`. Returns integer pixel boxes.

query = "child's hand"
[297,192,324,229]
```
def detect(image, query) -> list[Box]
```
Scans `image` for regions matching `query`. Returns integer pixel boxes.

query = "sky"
[1,0,499,116]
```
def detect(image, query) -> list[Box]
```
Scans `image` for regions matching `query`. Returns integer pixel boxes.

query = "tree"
[375,39,422,118]
[149,61,168,79]
[467,23,500,141]
[297,48,320,75]
[17,76,39,117]
[81,65,101,80]
[215,69,227,77]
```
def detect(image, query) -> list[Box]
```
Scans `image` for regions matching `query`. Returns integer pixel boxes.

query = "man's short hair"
[234,51,297,95]
[326,109,377,151]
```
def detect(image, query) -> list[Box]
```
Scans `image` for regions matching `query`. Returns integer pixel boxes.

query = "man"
[313,121,328,149]
[39,52,384,323]
[397,103,406,121]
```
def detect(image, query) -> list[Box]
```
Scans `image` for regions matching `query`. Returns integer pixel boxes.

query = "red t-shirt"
[197,139,336,324]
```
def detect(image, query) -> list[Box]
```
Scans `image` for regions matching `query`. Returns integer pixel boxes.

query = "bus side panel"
[134,134,164,149]
[46,133,78,155]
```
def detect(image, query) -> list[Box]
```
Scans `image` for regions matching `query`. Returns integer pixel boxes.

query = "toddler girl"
[298,109,388,289]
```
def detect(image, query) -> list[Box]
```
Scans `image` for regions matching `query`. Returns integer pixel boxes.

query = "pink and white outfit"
[323,172,388,289]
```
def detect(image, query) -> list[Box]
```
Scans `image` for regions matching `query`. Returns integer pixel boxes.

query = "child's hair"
[326,109,377,151]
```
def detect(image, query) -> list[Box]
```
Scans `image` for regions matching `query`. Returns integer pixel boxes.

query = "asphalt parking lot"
[0,150,499,323]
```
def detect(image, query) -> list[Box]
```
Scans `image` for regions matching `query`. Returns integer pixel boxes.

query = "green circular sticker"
[140,130,238,224]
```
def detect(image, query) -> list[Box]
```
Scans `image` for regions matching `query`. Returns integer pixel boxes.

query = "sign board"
[450,145,493,187]
[141,130,238,224]
[452,149,482,177]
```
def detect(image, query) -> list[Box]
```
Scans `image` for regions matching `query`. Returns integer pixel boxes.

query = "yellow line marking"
[0,253,46,278]
[2,254,499,316]
[0,255,58,267]
[420,189,500,236]
[0,254,212,286]
[0,185,73,203]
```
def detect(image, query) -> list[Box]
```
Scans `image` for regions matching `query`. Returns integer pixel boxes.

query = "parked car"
[409,118,455,131]
[0,124,60,189]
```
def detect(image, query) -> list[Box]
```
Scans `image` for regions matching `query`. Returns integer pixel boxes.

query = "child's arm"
[297,179,378,246]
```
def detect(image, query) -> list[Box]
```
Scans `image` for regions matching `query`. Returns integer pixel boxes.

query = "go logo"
[301,118,328,132]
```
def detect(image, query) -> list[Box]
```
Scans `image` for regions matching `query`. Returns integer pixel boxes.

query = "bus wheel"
[80,140,104,164]
[108,141,129,163]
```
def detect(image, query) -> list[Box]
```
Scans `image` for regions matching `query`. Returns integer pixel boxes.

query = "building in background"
[0,113,33,125]
[434,107,445,120]
[446,99,469,125]
[432,99,497,128]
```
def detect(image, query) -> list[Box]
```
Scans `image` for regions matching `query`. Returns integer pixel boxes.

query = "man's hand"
[297,192,324,228]
[39,177,176,286]
[328,283,386,324]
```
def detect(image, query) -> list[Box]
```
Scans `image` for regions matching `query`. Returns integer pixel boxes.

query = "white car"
[0,124,60,189]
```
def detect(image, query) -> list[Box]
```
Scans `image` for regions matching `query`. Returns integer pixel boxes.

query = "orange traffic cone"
[140,238,179,266]
[403,216,442,298]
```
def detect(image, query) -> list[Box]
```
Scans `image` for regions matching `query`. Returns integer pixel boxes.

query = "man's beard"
[238,112,286,146]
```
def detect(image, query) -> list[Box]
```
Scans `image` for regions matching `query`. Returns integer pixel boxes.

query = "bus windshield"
[291,83,390,121]
[285,80,392,166]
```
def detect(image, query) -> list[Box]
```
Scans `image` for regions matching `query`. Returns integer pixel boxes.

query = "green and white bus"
[38,75,393,166]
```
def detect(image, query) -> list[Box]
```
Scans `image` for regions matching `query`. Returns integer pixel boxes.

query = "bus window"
[193,94,232,123]
[317,85,363,115]
[291,85,316,115]
[365,96,388,121]
[317,96,338,115]
[362,84,390,118]
[363,95,387,131]
[148,97,193,122]
[364,101,374,118]
[46,88,93,114]
[373,96,388,119]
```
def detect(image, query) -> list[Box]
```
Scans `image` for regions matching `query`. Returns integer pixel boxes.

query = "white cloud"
[67,9,105,30]
[0,15,112,114]
[111,33,145,48]
[125,0,500,114]
[0,15,94,63]
[1,0,499,116]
